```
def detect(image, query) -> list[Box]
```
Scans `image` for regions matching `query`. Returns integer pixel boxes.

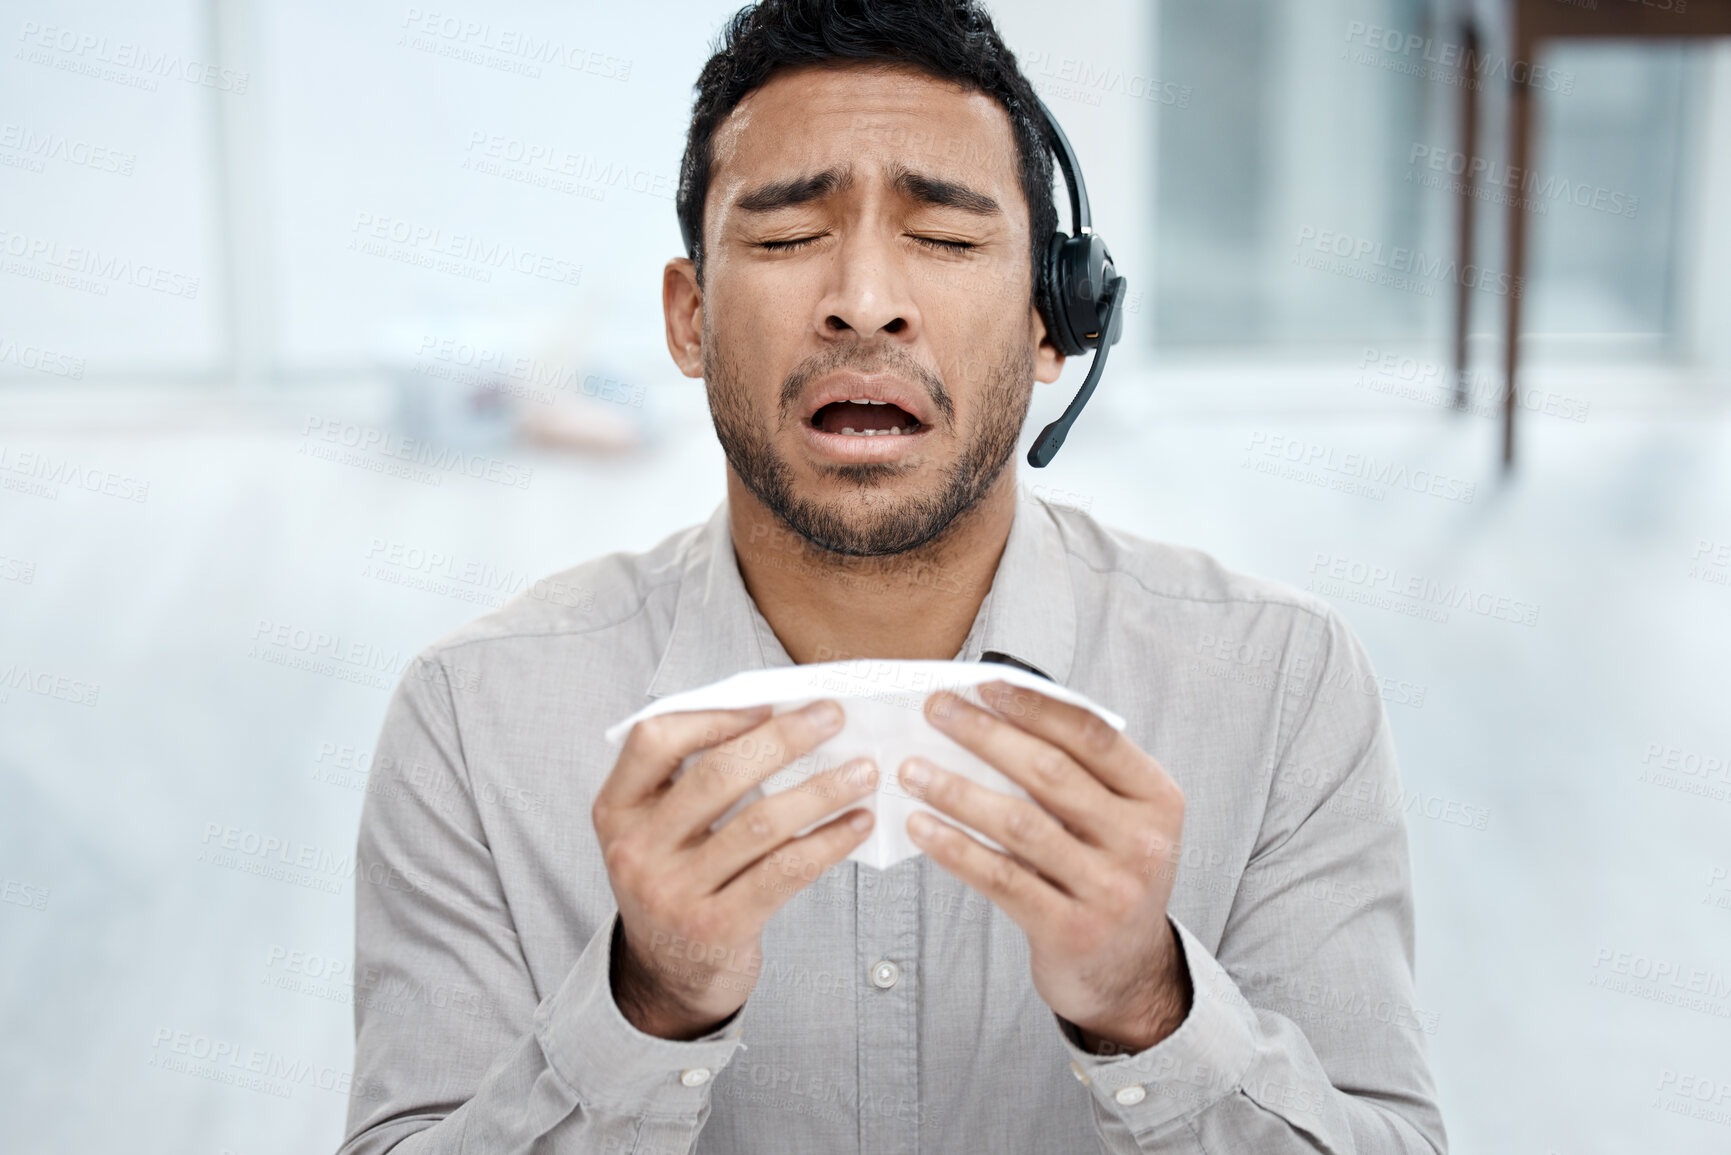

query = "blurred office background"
[2,0,1729,1151]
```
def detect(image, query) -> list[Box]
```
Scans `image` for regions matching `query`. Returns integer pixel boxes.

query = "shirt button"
[680,1068,712,1088]
[870,960,900,989]
[1113,1084,1147,1106]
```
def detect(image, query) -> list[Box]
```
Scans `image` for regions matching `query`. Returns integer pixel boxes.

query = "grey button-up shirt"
[340,494,1448,1154]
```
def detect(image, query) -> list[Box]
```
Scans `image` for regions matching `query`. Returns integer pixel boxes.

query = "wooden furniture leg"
[1454,21,1481,411]
[1502,54,1534,467]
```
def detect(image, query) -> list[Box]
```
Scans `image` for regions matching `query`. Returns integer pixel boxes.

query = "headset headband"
[1034,94,1090,236]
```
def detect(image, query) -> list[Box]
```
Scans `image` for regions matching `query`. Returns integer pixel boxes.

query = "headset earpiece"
[1043,231,1119,357]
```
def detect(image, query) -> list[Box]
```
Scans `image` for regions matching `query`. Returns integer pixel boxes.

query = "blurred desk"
[1453,0,1731,465]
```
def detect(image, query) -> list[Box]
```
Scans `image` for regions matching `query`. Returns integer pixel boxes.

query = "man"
[341,1,1449,1151]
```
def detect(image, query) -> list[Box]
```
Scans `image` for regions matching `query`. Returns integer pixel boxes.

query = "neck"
[728,471,1017,664]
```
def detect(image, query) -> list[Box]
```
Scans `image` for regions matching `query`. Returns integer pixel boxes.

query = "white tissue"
[604,660,1125,871]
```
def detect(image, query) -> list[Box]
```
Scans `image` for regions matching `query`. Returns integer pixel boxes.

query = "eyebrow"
[732,163,1002,217]
[736,166,855,213]
[890,164,1001,216]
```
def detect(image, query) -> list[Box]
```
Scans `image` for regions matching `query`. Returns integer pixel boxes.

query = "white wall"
[1684,43,1731,386]
[0,0,224,378]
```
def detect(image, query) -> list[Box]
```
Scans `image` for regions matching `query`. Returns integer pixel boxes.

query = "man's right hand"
[591,700,876,1040]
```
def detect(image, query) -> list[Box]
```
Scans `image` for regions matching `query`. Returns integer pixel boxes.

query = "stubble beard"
[703,330,1033,561]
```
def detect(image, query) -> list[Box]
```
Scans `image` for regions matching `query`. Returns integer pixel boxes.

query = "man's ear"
[1032,303,1066,384]
[663,257,704,378]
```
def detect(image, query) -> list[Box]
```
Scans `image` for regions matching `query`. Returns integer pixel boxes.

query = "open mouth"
[809,399,924,437]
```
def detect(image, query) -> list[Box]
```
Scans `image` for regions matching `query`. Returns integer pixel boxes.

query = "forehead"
[708,63,1024,209]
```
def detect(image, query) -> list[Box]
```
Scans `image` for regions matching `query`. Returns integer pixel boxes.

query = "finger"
[923,691,1115,836]
[905,810,1073,935]
[975,682,1174,803]
[602,705,774,808]
[721,806,875,920]
[898,757,1114,901]
[662,700,847,837]
[691,759,879,886]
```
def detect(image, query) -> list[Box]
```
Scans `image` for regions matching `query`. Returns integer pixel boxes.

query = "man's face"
[665,63,1064,557]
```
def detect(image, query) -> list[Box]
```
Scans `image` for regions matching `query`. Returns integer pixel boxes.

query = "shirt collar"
[644,503,787,699]
[954,491,1077,684]
[645,492,1077,699]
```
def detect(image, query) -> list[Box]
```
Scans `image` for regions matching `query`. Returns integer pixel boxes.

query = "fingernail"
[850,810,873,833]
[928,692,959,722]
[802,700,842,732]
[907,811,934,839]
[900,759,931,791]
[844,760,878,791]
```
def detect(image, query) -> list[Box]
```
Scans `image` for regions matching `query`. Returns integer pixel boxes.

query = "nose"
[813,227,922,345]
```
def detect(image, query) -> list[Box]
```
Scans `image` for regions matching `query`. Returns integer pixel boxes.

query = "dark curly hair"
[675,0,1056,298]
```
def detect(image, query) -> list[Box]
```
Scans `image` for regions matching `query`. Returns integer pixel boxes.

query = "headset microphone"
[1026,96,1125,468]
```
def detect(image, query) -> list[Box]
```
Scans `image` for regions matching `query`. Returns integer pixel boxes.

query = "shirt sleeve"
[1057,608,1450,1154]
[338,652,746,1155]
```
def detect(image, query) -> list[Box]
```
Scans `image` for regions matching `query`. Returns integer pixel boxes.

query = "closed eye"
[758,235,826,251]
[911,235,976,254]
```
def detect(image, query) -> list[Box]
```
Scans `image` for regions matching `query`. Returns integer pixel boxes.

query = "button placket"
[856,860,921,1155]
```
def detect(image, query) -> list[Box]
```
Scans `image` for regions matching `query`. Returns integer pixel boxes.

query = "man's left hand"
[900,681,1192,1055]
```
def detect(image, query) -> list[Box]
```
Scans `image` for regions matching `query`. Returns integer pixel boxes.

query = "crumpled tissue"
[604,659,1124,870]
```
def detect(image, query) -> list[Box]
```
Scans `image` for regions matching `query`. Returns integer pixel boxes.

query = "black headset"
[1026,94,1125,467]
[677,94,1124,469]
